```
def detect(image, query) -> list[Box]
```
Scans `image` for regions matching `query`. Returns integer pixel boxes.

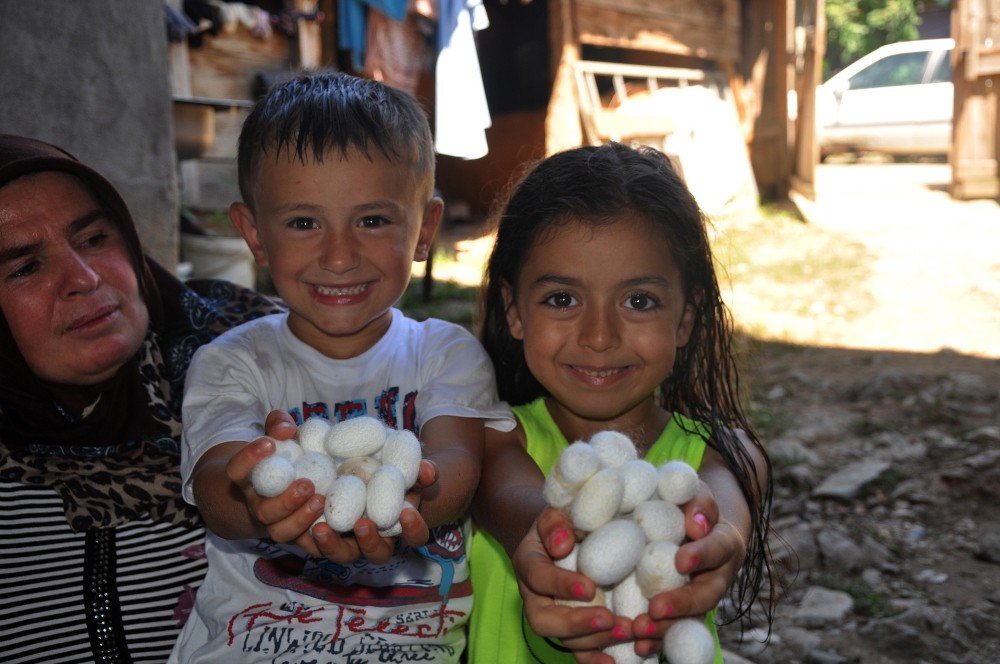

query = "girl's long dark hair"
[481,142,775,632]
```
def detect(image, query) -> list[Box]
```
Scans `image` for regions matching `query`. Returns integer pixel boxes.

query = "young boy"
[172,73,513,663]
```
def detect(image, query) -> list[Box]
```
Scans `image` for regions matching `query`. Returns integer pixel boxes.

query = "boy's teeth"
[581,368,618,377]
[316,284,366,296]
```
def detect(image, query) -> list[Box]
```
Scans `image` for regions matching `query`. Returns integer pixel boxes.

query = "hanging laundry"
[435,0,491,159]
[338,0,408,70]
[165,2,199,43]
[364,0,435,96]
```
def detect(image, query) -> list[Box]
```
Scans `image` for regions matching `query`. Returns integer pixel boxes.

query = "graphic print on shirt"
[288,389,419,435]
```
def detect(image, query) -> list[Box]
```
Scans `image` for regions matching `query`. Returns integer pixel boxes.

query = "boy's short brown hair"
[237,72,435,210]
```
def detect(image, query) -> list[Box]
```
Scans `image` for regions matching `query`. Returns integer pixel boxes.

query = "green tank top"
[467,397,723,663]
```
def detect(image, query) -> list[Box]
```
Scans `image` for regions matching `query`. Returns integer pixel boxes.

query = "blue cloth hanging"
[338,0,408,70]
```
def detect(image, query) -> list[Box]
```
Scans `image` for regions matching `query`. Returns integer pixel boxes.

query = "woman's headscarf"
[0,134,283,530]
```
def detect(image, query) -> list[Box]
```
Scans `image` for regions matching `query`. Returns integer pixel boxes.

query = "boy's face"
[231,149,442,359]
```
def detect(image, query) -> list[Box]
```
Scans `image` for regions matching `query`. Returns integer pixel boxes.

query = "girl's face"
[504,217,695,439]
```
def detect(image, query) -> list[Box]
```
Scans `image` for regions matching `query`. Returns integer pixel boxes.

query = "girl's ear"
[501,282,525,340]
[676,301,697,348]
[230,202,268,268]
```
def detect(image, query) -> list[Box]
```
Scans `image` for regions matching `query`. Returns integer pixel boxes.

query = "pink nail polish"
[694,512,709,534]
[590,617,604,630]
[613,626,628,640]
[662,603,674,617]
[644,623,656,636]
[551,528,569,547]
[572,582,585,598]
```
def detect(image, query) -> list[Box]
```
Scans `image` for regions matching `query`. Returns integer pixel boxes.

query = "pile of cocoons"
[250,415,421,537]
[543,430,715,664]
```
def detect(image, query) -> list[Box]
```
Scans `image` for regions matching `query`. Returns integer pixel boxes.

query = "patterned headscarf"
[0,134,283,531]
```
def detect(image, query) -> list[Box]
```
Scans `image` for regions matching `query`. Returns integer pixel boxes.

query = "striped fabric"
[0,482,208,663]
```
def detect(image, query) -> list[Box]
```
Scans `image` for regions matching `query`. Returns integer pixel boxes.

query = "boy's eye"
[359,215,389,229]
[624,292,659,311]
[542,291,578,308]
[288,217,318,230]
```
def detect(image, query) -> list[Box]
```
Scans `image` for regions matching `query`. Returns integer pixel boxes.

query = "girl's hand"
[516,508,632,662]
[631,482,745,651]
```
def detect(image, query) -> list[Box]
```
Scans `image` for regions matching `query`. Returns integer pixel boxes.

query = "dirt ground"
[408,160,1000,663]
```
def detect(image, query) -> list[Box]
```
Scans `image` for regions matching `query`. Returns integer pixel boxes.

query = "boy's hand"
[515,509,631,662]
[630,482,744,652]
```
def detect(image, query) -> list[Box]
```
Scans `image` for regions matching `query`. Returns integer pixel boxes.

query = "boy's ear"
[229,202,268,268]
[413,196,445,262]
[501,281,525,341]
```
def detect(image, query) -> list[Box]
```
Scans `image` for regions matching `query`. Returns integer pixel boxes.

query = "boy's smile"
[232,149,441,359]
[504,217,695,440]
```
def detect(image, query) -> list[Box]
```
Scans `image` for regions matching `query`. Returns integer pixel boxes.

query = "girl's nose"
[578,306,620,352]
[319,232,360,273]
[61,252,101,298]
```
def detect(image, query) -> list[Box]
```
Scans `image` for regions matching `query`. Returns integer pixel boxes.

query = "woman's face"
[0,172,148,386]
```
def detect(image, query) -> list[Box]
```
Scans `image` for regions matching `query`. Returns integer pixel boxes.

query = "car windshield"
[849,51,927,89]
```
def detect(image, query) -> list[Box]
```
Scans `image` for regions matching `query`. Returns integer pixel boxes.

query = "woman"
[0,134,283,663]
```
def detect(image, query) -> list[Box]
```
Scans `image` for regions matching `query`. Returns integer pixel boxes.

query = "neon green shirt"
[467,397,723,663]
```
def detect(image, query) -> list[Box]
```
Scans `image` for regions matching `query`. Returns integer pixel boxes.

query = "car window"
[929,51,952,83]
[849,51,928,89]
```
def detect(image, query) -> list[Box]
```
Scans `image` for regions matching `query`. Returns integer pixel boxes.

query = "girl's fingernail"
[551,528,570,547]
[572,582,586,598]
[590,617,607,630]
[613,626,628,640]
[694,512,709,534]
[644,623,656,636]
[662,603,674,617]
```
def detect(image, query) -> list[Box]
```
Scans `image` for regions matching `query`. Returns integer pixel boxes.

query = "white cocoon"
[554,544,579,572]
[377,500,415,538]
[636,540,688,598]
[338,456,381,484]
[618,460,659,512]
[589,430,638,468]
[366,464,406,529]
[559,441,601,486]
[577,519,646,586]
[632,500,686,544]
[611,572,649,620]
[325,416,388,458]
[380,428,422,487]
[298,417,332,454]
[662,618,715,664]
[602,642,658,664]
[273,439,305,463]
[657,461,700,505]
[325,475,367,532]
[571,468,624,532]
[251,454,296,497]
[293,451,338,495]
[543,465,577,508]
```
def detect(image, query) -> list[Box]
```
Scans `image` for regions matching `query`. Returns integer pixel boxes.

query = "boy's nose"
[578,306,620,352]
[319,234,360,273]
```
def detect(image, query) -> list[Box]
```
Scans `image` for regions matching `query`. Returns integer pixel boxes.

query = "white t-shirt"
[173,310,513,663]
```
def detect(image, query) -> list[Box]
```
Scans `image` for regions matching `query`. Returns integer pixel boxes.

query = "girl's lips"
[564,364,634,387]
[311,281,373,304]
[65,304,119,333]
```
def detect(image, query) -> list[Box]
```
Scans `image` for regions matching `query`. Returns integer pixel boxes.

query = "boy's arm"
[413,415,485,526]
[471,424,548,557]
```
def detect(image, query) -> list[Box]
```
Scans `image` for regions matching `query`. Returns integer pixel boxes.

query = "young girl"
[468,143,774,663]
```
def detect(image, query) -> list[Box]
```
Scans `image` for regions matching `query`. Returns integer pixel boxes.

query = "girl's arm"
[470,424,548,557]
[407,414,485,527]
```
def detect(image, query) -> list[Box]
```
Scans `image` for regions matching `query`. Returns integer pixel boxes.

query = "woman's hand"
[629,482,744,654]
[516,508,633,663]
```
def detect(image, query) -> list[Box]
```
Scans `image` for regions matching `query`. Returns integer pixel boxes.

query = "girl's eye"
[80,231,109,248]
[8,260,39,280]
[359,215,389,229]
[288,217,318,230]
[542,291,578,308]
[624,292,659,311]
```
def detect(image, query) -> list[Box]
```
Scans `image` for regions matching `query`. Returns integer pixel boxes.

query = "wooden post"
[295,0,322,70]
[951,0,1000,200]
[545,0,584,155]
[790,0,825,201]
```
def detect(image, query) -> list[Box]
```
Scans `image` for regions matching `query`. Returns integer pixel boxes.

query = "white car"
[817,38,954,158]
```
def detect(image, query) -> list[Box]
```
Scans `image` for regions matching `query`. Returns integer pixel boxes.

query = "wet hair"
[481,142,775,633]
[237,71,435,210]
